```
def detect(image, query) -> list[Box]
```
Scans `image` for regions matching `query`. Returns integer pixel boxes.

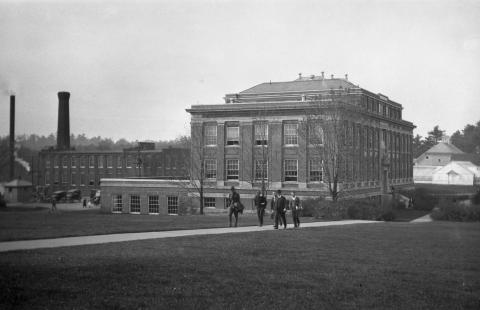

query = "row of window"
[112,194,179,214]
[204,122,324,147]
[203,159,324,182]
[363,96,402,120]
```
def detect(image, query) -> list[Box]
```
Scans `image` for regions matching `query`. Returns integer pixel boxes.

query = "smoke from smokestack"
[14,150,31,173]
[57,91,71,150]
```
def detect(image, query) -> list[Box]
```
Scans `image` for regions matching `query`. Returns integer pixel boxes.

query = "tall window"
[71,156,76,168]
[284,123,298,145]
[106,156,113,168]
[126,155,133,168]
[54,156,59,168]
[71,172,76,186]
[54,171,59,184]
[309,122,324,145]
[98,156,104,168]
[80,156,86,168]
[284,159,298,182]
[167,196,178,215]
[226,126,240,145]
[112,195,123,213]
[45,172,50,185]
[204,197,216,208]
[148,195,159,214]
[89,156,95,168]
[205,125,217,146]
[226,159,239,180]
[117,156,123,168]
[80,173,85,186]
[309,159,323,182]
[62,156,68,168]
[45,157,51,168]
[254,123,268,145]
[130,195,141,213]
[254,159,268,181]
[204,159,217,179]
[61,173,67,185]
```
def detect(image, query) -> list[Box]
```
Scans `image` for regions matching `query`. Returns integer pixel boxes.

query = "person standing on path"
[256,191,267,226]
[270,191,280,225]
[274,190,287,229]
[50,198,57,213]
[290,192,301,228]
[228,186,242,227]
[82,198,87,208]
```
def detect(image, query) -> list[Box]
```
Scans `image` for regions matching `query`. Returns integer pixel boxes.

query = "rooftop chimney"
[345,74,348,80]
[331,74,334,79]
[57,91,71,150]
[9,95,15,180]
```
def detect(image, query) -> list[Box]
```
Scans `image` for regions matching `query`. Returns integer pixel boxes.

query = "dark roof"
[452,153,480,166]
[424,142,464,155]
[239,78,357,94]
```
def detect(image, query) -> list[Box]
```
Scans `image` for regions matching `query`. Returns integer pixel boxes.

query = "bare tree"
[303,91,351,201]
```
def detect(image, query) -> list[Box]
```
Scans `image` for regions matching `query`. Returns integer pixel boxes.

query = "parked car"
[51,190,67,202]
[66,189,82,202]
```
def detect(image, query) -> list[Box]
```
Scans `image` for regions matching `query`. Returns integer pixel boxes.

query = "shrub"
[471,190,480,205]
[0,194,6,208]
[301,198,388,221]
[431,198,480,222]
[301,198,322,217]
[411,188,438,211]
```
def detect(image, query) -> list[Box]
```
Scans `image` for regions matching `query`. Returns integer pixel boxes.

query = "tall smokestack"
[9,95,15,180]
[57,91,70,150]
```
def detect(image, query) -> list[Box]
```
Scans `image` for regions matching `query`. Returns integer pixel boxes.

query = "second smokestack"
[9,95,15,180]
[57,91,71,150]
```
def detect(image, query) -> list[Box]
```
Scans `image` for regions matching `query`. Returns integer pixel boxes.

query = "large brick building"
[185,73,415,208]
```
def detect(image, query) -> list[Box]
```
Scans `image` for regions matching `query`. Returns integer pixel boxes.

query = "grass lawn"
[0,207,321,241]
[1,222,479,309]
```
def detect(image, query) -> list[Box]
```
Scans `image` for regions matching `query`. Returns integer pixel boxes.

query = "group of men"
[227,186,302,229]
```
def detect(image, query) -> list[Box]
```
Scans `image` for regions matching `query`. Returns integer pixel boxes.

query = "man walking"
[50,197,57,213]
[256,191,267,226]
[290,192,301,228]
[274,190,287,229]
[228,186,242,227]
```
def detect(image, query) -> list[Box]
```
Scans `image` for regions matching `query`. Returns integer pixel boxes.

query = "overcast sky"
[1,0,479,141]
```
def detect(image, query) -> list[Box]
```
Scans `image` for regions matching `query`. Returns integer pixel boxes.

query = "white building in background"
[414,141,480,185]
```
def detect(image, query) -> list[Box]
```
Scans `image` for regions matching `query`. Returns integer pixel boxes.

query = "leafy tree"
[451,121,480,154]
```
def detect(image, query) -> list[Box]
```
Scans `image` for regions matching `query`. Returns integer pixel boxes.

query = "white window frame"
[226,159,239,180]
[204,159,217,180]
[98,155,104,168]
[167,196,179,215]
[284,123,298,145]
[71,172,76,186]
[112,195,123,213]
[45,157,51,168]
[309,122,324,146]
[254,159,268,181]
[45,171,50,185]
[80,173,85,186]
[61,172,67,184]
[226,126,240,145]
[89,156,95,168]
[107,155,113,168]
[204,197,216,208]
[254,123,268,146]
[130,195,141,214]
[284,159,298,182]
[71,156,76,168]
[54,156,59,168]
[309,159,323,182]
[148,195,160,214]
[117,156,123,169]
[80,156,86,168]
[205,125,217,146]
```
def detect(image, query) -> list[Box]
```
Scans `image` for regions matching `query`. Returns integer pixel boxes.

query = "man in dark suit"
[228,186,242,227]
[255,191,267,226]
[290,191,301,228]
[274,190,287,229]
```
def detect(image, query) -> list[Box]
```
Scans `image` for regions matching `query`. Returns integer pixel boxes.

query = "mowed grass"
[1,222,479,309]
[0,207,319,241]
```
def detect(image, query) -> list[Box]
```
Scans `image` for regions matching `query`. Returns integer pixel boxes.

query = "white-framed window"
[54,156,59,168]
[62,156,68,168]
[45,171,50,185]
[204,197,216,208]
[284,123,298,145]
[71,156,76,168]
[106,155,113,168]
[226,126,240,145]
[80,156,86,168]
[254,123,268,145]
[148,195,159,214]
[284,159,298,182]
[98,156,104,168]
[80,173,85,186]
[226,159,239,180]
[167,196,178,215]
[89,156,95,168]
[309,122,324,145]
[112,195,122,213]
[89,174,95,186]
[71,172,76,186]
[117,156,123,168]
[204,159,217,179]
[254,159,268,181]
[45,157,51,168]
[130,195,141,213]
[309,159,323,182]
[205,125,217,146]
[54,171,59,184]
[126,155,133,168]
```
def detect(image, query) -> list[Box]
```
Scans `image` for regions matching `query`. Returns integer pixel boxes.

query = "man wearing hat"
[274,189,287,229]
[228,186,242,227]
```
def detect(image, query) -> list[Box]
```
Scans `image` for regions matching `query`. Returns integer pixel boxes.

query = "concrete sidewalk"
[0,220,380,253]
[410,214,433,223]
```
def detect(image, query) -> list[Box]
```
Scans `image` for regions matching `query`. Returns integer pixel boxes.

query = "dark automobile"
[66,189,82,202]
[51,190,67,202]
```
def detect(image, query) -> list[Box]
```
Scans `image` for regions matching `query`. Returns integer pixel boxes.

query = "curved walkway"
[0,220,380,253]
